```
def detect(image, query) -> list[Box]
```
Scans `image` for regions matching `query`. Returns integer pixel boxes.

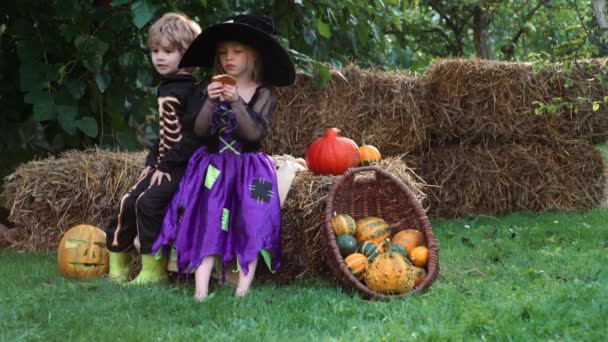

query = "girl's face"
[217,42,254,81]
[150,37,184,77]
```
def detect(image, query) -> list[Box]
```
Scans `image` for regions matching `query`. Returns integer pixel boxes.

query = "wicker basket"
[324,166,439,299]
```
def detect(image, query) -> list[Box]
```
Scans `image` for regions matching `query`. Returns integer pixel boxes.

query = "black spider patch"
[177,203,185,224]
[250,179,273,203]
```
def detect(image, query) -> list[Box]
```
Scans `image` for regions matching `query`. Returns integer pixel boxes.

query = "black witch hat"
[179,15,295,87]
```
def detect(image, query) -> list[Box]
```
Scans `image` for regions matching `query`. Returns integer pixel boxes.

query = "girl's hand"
[222,84,239,102]
[149,169,172,188]
[137,166,153,182]
[207,82,224,100]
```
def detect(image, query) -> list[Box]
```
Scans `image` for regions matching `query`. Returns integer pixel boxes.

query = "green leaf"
[564,80,573,88]
[19,63,48,92]
[356,23,369,46]
[115,130,139,150]
[16,39,42,64]
[313,62,331,90]
[592,102,600,112]
[76,36,110,72]
[132,0,157,29]
[96,70,112,92]
[56,105,78,135]
[76,116,99,137]
[66,79,87,99]
[112,0,131,5]
[316,20,332,39]
[33,95,56,121]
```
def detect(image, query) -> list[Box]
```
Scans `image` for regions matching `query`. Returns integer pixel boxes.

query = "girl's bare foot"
[235,259,258,297]
[194,256,215,302]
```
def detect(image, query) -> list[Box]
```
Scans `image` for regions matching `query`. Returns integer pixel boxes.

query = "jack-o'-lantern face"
[57,225,109,278]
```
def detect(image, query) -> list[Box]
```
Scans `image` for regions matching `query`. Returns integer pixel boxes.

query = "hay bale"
[407,142,606,218]
[418,58,608,148]
[269,156,426,284]
[3,149,145,251]
[268,65,426,157]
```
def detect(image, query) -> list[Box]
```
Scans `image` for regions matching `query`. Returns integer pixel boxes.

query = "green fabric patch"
[222,208,230,231]
[260,249,276,273]
[169,247,178,263]
[204,165,221,189]
[153,248,163,260]
[234,255,242,273]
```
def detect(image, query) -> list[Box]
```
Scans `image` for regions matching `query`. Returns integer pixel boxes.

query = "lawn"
[1,145,607,340]
[1,206,607,341]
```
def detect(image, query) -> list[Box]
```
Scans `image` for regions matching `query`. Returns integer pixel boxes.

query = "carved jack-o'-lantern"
[57,224,109,278]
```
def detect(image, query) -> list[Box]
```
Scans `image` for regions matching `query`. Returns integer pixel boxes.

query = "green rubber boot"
[108,251,134,283]
[130,254,168,285]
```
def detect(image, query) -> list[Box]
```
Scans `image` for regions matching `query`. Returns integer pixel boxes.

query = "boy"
[106,12,202,284]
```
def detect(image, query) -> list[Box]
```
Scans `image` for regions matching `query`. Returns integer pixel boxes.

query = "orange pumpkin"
[391,228,425,253]
[408,246,429,267]
[305,128,360,175]
[355,217,392,244]
[57,224,109,278]
[344,253,369,280]
[412,266,428,286]
[365,250,415,294]
[358,144,381,165]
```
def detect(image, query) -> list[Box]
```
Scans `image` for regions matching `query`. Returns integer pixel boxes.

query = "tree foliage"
[0,0,605,181]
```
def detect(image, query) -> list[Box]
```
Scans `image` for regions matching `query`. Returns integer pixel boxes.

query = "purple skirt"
[152,146,282,276]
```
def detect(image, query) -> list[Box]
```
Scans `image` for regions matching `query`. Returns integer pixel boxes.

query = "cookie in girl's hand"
[211,74,237,86]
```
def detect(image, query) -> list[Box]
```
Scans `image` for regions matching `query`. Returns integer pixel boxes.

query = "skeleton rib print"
[157,96,183,161]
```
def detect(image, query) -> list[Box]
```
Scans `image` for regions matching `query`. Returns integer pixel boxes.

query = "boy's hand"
[222,84,239,102]
[207,82,224,100]
[149,169,172,188]
[137,166,154,182]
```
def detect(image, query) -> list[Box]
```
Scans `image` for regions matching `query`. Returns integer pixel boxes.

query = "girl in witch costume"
[105,13,202,284]
[152,15,295,300]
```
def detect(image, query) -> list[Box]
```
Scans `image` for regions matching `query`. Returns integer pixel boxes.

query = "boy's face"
[150,37,184,77]
[217,42,252,80]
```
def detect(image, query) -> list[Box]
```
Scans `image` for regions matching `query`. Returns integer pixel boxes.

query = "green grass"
[1,207,607,341]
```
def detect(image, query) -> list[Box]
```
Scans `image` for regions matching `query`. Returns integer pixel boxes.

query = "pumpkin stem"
[325,128,340,139]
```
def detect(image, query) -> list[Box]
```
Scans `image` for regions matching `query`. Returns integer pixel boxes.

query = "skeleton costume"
[151,15,296,279]
[106,74,201,254]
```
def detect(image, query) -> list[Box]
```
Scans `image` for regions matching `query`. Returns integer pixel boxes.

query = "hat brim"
[179,23,295,87]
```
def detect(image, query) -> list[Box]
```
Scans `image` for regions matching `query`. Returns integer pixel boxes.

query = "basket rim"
[324,165,440,300]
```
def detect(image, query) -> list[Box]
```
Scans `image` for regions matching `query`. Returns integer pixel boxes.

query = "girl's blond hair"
[147,12,201,53]
[213,42,262,83]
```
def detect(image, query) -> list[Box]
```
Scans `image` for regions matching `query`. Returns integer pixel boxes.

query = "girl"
[152,15,295,300]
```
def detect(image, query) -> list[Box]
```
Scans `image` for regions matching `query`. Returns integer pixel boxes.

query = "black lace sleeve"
[232,86,277,143]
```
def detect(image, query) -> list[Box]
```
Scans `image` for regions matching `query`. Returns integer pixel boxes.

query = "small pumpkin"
[365,249,415,295]
[357,241,384,262]
[391,229,425,253]
[355,217,392,244]
[344,253,369,280]
[305,128,360,175]
[408,246,429,267]
[331,213,356,236]
[390,244,408,259]
[57,224,109,278]
[336,234,358,257]
[412,265,428,286]
[358,144,381,165]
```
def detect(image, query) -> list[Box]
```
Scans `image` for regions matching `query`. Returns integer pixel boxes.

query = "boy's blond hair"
[147,12,201,53]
